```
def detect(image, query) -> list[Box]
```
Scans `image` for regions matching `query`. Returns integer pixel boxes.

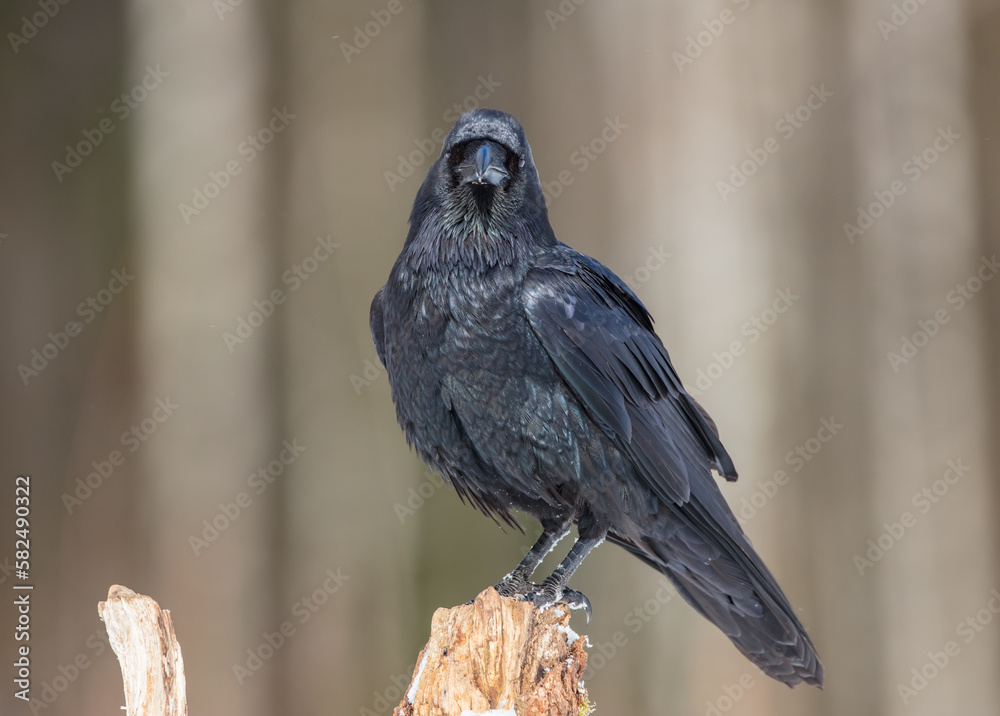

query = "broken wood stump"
[394,587,593,716]
[98,585,188,716]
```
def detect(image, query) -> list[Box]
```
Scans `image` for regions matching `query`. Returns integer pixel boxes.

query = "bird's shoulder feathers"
[522,244,738,504]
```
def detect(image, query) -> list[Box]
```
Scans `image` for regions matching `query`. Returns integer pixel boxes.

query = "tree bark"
[394,588,592,716]
[98,585,188,716]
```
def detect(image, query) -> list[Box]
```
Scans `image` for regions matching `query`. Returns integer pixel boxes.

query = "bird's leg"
[495,517,572,598]
[528,525,608,622]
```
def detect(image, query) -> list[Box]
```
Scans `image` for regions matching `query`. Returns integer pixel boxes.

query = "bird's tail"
[609,531,823,688]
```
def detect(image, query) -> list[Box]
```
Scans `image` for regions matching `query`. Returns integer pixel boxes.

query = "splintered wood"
[98,585,188,716]
[394,587,592,716]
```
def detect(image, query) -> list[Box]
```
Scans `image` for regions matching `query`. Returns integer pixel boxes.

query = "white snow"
[407,648,431,704]
[543,528,571,558]
[557,623,579,645]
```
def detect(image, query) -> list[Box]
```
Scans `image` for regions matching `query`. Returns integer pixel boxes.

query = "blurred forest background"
[1,0,999,715]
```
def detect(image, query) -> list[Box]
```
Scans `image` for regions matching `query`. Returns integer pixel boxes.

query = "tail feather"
[609,531,823,688]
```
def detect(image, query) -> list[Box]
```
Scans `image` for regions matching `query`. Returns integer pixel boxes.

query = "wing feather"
[523,247,736,506]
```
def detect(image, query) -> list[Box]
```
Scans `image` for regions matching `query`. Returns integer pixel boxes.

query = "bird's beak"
[460,141,509,188]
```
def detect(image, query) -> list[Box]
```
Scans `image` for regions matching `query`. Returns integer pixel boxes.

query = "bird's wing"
[522,246,737,506]
[370,285,387,366]
[523,248,823,687]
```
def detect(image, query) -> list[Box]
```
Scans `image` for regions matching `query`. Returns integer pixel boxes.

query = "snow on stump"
[394,587,592,716]
[98,585,188,716]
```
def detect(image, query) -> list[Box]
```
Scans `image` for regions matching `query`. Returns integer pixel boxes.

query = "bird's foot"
[557,588,593,624]
[519,584,593,624]
[494,571,534,598]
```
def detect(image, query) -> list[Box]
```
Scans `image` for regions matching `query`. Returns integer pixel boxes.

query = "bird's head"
[429,109,552,242]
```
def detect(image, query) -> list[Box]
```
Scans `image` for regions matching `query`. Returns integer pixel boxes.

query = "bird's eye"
[518,157,525,168]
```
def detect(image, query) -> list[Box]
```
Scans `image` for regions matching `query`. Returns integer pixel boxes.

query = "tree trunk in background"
[0,2,134,715]
[751,3,873,715]
[970,3,1000,667]
[278,2,427,714]
[127,1,279,714]
[847,0,1000,713]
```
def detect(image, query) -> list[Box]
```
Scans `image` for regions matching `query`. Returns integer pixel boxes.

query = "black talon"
[524,586,593,623]
[560,588,593,624]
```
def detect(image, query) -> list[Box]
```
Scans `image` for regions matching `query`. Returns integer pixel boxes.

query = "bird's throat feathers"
[403,197,547,275]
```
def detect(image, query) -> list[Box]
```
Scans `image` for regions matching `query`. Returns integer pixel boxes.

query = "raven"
[370,109,822,688]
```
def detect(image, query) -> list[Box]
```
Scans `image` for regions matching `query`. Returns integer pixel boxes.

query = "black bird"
[370,109,822,688]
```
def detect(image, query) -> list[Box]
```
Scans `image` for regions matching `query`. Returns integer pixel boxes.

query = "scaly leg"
[528,526,608,622]
[495,517,572,597]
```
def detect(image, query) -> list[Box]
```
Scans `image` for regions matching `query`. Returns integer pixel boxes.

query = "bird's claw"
[473,582,593,623]
[494,573,534,598]
[559,588,593,624]
[516,585,593,624]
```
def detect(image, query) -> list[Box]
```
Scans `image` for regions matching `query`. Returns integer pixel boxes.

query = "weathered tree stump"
[394,587,592,716]
[98,585,188,716]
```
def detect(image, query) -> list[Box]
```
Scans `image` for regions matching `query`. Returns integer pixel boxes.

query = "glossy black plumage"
[370,109,822,688]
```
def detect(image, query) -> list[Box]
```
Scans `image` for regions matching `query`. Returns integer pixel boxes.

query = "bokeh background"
[2,0,999,714]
